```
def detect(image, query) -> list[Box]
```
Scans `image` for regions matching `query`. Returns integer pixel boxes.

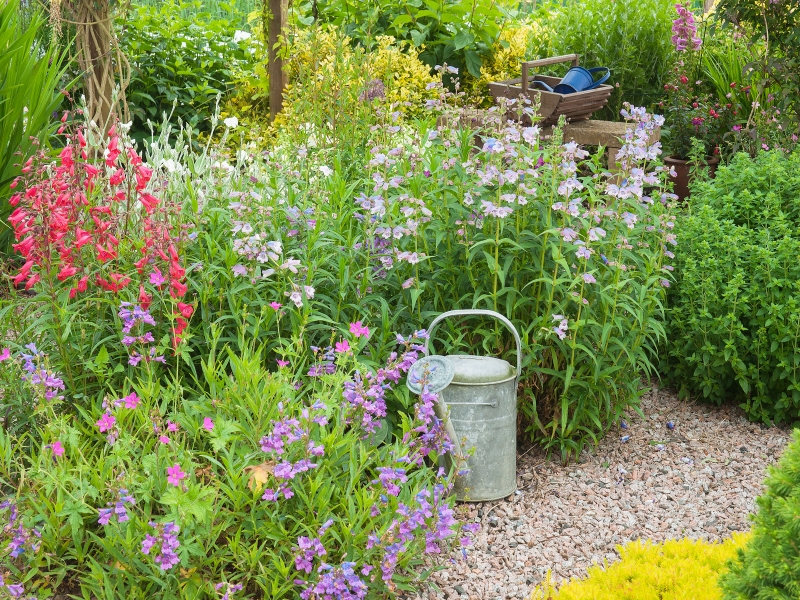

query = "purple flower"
[671,3,702,52]
[560,228,579,242]
[582,273,596,284]
[141,521,181,571]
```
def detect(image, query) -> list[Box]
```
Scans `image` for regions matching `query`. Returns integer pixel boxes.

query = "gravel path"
[422,384,789,600]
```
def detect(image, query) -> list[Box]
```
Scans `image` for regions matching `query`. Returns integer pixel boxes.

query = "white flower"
[319,165,333,177]
[224,116,239,129]
[233,30,251,43]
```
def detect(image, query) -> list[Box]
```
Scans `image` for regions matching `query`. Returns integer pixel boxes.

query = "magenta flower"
[277,359,289,368]
[202,417,214,431]
[334,340,350,354]
[166,420,179,433]
[122,392,140,409]
[0,347,10,361]
[166,464,186,487]
[159,435,171,445]
[149,267,166,287]
[50,440,65,458]
[349,321,370,338]
[269,302,282,310]
[96,413,116,433]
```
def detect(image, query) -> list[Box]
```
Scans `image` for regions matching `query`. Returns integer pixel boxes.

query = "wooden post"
[268,0,288,120]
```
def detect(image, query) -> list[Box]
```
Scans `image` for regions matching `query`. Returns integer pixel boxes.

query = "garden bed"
[423,384,788,600]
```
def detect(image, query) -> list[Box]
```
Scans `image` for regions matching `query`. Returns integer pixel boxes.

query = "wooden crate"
[488,54,612,126]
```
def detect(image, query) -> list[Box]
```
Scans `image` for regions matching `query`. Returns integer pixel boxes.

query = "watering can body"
[532,66,610,94]
[407,309,522,502]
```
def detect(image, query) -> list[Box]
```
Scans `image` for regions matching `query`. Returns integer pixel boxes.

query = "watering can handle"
[585,67,611,90]
[521,54,580,94]
[425,309,523,387]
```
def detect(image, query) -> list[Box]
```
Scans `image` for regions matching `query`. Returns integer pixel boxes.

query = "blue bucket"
[533,66,610,94]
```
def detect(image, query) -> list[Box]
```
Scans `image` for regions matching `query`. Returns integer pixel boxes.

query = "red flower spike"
[139,285,152,310]
[177,302,193,319]
[170,280,188,297]
[57,265,78,281]
[139,193,159,213]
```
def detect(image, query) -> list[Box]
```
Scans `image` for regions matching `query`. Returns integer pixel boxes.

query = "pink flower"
[167,420,179,433]
[202,417,214,431]
[349,321,370,338]
[0,348,10,361]
[50,440,65,458]
[159,435,171,445]
[149,267,166,287]
[96,413,116,433]
[270,302,282,310]
[167,463,186,487]
[334,340,350,354]
[122,392,140,409]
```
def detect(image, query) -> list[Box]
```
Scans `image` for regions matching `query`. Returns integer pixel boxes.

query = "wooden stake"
[268,0,288,120]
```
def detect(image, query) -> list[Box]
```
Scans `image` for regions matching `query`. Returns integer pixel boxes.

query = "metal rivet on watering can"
[406,309,522,502]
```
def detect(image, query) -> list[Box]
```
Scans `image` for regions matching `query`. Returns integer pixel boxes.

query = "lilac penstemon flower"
[552,314,569,340]
[560,228,579,243]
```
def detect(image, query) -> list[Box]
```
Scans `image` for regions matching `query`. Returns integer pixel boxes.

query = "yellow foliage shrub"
[464,19,553,106]
[218,26,438,152]
[530,534,750,600]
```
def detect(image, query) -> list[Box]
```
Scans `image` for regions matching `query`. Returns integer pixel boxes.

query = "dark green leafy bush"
[663,150,800,424]
[545,0,675,121]
[720,429,800,599]
[119,0,254,137]
[300,0,511,78]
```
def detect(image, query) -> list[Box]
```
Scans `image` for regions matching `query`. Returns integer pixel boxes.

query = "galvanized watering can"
[407,309,521,502]
[532,65,610,94]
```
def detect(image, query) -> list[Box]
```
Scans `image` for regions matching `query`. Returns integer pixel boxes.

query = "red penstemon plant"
[8,111,194,353]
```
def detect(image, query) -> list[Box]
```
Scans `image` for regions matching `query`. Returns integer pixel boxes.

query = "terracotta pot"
[664,155,720,201]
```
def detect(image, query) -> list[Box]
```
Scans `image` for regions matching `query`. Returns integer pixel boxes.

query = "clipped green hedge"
[663,150,800,425]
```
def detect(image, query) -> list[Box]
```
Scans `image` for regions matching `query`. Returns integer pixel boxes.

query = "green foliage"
[531,534,750,599]
[716,0,800,125]
[662,150,800,424]
[183,97,673,462]
[118,0,255,139]
[720,429,800,599]
[299,0,513,78]
[0,0,70,250]
[544,0,675,121]
[0,334,462,598]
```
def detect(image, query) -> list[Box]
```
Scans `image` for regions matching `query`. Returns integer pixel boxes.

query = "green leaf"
[453,31,474,51]
[464,50,483,78]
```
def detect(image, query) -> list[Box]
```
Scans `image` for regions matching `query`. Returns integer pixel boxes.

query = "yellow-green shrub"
[464,19,553,106]
[531,535,750,600]
[219,26,438,152]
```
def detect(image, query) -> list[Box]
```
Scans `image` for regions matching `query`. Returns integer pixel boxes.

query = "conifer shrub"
[531,535,749,600]
[719,429,800,599]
